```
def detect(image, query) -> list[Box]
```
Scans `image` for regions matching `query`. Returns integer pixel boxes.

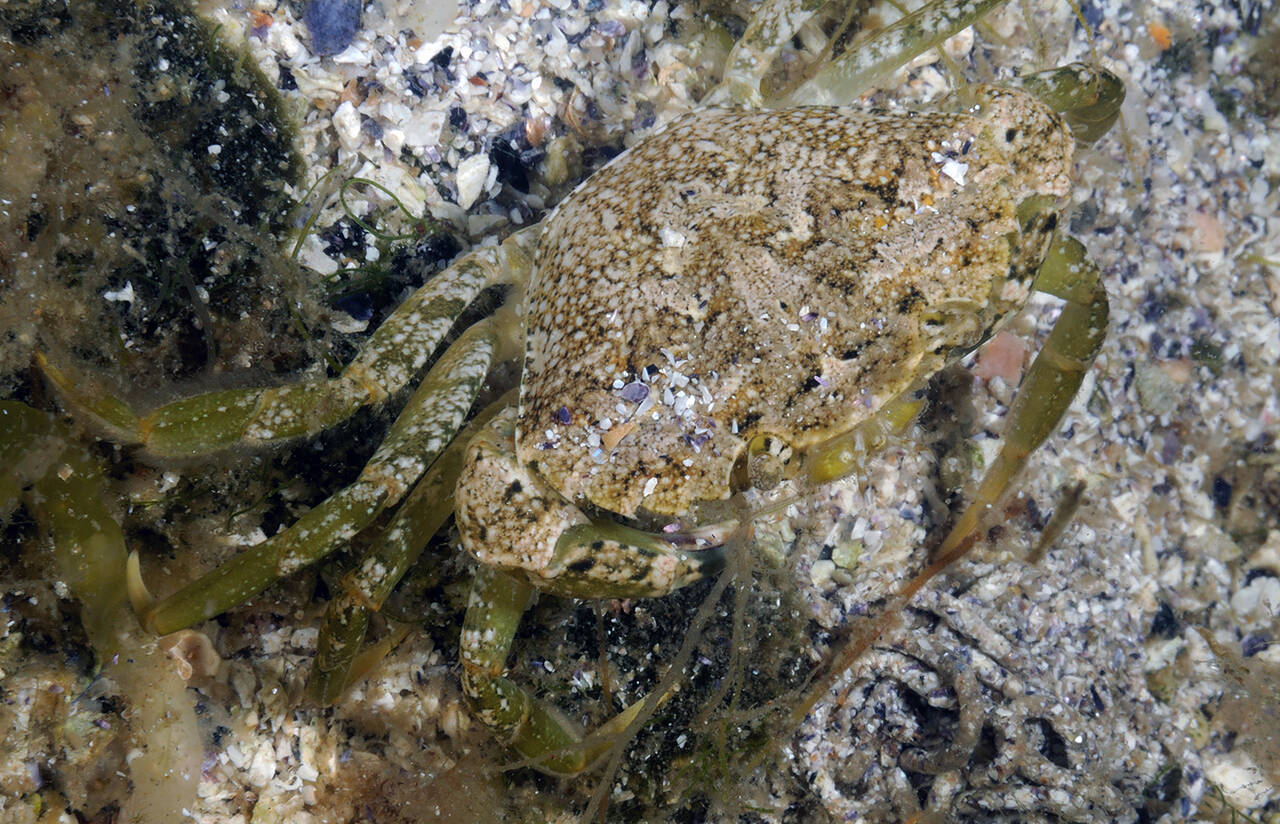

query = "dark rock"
[306,0,361,56]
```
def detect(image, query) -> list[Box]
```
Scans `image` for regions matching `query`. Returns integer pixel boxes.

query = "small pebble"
[831,541,862,570]
[455,153,491,209]
[1134,360,1181,416]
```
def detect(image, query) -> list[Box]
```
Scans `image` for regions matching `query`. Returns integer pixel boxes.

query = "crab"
[38,0,1123,778]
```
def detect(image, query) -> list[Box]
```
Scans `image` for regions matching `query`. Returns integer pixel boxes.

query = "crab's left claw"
[460,566,692,776]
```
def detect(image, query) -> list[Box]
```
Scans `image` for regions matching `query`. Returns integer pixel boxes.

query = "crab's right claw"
[1013,63,1126,145]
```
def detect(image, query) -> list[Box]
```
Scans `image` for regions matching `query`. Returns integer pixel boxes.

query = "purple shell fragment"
[1242,634,1270,657]
[594,19,626,38]
[619,381,648,403]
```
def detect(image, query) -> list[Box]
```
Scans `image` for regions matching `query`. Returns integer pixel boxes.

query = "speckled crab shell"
[516,86,1075,520]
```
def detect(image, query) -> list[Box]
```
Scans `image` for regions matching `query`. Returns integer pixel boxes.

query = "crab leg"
[138,314,506,634]
[0,403,204,820]
[709,0,1011,108]
[455,409,728,600]
[706,0,836,107]
[461,566,585,775]
[924,59,1123,562]
[1012,63,1127,145]
[932,232,1107,567]
[40,226,539,457]
[457,531,723,774]
[0,402,130,655]
[308,393,516,705]
[804,393,926,486]
[788,234,1108,740]
[452,410,729,772]
[778,0,1009,105]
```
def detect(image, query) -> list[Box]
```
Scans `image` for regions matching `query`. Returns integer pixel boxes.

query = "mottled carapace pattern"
[518,87,1074,518]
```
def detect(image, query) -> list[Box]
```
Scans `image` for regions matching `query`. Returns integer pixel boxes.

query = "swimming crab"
[38,0,1123,776]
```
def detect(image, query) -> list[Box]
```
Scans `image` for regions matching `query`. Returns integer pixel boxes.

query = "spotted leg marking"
[308,393,517,705]
[40,226,538,457]
[140,317,504,635]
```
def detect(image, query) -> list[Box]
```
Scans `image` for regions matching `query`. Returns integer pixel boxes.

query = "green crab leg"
[775,0,1010,105]
[922,59,1123,563]
[308,392,517,705]
[40,226,539,457]
[804,394,926,487]
[312,418,727,703]
[457,528,722,774]
[786,235,1108,737]
[932,233,1107,566]
[140,314,507,635]
[460,566,584,776]
[0,401,130,656]
[706,0,835,107]
[0,402,204,821]
[459,566,670,776]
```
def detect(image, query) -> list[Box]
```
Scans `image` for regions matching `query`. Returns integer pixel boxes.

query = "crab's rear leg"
[138,313,517,634]
[708,0,1010,108]
[307,393,514,705]
[41,227,538,457]
[135,233,536,635]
